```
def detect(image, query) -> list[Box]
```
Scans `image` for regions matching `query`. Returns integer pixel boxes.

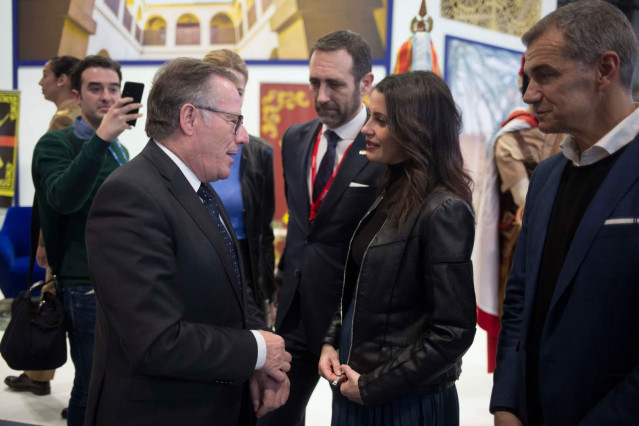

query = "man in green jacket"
[30,55,142,426]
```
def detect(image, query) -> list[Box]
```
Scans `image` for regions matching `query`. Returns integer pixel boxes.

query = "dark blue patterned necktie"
[198,183,242,289]
[313,130,340,202]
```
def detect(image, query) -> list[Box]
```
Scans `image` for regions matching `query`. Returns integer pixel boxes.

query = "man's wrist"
[251,329,266,370]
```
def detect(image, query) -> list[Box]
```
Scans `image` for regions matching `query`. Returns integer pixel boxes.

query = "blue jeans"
[62,285,96,426]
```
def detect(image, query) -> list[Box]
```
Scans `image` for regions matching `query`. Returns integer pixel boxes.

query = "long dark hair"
[375,71,472,228]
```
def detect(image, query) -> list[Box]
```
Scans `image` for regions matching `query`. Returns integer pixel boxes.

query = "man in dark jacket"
[491,1,639,424]
[84,58,290,426]
[31,55,141,426]
[258,30,385,426]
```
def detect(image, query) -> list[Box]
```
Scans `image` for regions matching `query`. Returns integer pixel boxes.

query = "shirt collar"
[561,106,639,166]
[154,140,201,193]
[322,104,367,142]
[73,116,120,146]
[73,116,95,140]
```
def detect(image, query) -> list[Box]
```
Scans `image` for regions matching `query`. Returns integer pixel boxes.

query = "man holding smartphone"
[31,55,141,426]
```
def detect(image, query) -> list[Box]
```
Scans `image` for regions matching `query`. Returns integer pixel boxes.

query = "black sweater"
[526,148,625,423]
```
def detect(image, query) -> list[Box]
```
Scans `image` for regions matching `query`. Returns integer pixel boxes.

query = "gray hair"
[145,57,237,141]
[522,0,638,90]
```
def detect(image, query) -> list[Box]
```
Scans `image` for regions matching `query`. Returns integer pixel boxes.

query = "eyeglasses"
[195,105,244,135]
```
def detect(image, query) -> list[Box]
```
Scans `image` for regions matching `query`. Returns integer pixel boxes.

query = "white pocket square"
[604,218,638,225]
[349,182,369,187]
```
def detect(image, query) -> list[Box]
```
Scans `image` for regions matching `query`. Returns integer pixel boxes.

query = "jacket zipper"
[342,196,387,364]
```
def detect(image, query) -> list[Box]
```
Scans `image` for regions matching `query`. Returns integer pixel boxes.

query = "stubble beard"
[316,87,361,129]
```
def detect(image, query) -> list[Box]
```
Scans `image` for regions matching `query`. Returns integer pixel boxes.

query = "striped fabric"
[394,33,440,75]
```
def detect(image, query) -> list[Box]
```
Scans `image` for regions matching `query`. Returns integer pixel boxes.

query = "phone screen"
[121,82,144,126]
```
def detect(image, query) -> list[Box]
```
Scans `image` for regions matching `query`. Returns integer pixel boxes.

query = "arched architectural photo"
[176,13,200,45]
[210,13,236,44]
[143,15,166,46]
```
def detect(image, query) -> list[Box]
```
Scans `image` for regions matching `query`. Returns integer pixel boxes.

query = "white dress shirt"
[561,106,639,166]
[307,105,368,197]
[155,141,266,370]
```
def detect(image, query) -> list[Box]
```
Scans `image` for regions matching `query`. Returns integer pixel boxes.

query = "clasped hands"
[251,331,292,417]
[318,343,363,404]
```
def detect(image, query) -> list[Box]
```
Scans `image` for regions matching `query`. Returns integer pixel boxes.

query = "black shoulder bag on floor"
[0,195,68,370]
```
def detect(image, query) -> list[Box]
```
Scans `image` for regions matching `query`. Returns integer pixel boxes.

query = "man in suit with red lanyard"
[258,30,385,425]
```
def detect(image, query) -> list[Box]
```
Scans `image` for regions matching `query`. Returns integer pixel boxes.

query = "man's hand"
[249,371,290,418]
[339,364,363,405]
[318,344,342,384]
[494,411,523,426]
[95,97,143,142]
[257,330,291,382]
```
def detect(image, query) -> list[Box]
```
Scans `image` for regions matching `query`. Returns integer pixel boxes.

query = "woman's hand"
[318,344,342,384]
[36,244,48,269]
[339,364,363,404]
[36,231,48,268]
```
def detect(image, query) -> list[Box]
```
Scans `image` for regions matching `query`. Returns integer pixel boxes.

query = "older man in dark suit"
[85,58,291,425]
[258,30,385,426]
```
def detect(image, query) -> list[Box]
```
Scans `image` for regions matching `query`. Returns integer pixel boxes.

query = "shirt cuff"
[251,330,266,370]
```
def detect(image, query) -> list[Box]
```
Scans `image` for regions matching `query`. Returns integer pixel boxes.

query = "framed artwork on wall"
[444,35,524,200]
[445,35,524,372]
[15,0,393,67]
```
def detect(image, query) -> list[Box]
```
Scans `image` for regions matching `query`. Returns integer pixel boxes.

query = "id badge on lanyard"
[309,131,351,220]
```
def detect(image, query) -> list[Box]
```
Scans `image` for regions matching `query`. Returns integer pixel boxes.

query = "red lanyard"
[309,130,351,220]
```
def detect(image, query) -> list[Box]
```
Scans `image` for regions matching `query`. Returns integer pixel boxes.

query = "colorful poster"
[445,35,524,209]
[18,0,389,63]
[445,36,524,372]
[0,92,20,207]
[441,0,541,37]
[259,83,315,259]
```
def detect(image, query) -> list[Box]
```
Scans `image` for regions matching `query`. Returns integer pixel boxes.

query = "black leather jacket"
[324,189,477,406]
[240,135,275,314]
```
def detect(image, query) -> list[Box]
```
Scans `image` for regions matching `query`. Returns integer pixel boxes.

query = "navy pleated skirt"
[332,302,459,426]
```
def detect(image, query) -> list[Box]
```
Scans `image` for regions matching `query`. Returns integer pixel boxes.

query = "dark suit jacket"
[240,135,275,310]
[275,117,385,355]
[85,141,263,426]
[490,134,639,424]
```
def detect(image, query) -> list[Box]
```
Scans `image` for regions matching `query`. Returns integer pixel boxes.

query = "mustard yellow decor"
[441,0,541,37]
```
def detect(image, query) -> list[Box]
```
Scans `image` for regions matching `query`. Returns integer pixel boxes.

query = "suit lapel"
[549,136,639,313]
[311,132,370,230]
[522,156,567,322]
[142,141,244,308]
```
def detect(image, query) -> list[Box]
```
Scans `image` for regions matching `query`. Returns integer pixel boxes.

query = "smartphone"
[121,81,144,126]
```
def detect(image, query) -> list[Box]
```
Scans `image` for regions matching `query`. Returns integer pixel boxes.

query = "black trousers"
[257,294,321,426]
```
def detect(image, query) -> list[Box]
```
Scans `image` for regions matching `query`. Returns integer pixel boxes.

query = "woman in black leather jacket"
[319,71,476,425]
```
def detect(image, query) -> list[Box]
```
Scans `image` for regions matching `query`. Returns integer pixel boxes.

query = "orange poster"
[259,83,316,258]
